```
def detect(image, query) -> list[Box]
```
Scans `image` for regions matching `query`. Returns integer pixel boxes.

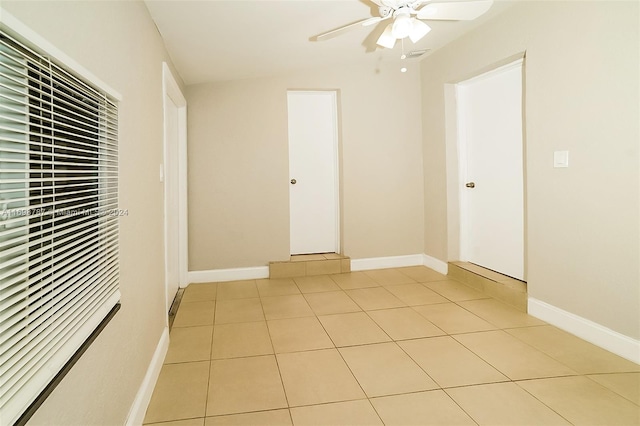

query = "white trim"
[162,62,189,304]
[422,254,449,275]
[458,58,524,87]
[455,82,471,262]
[0,8,122,100]
[188,266,270,283]
[528,298,640,364]
[330,91,341,255]
[125,327,169,426]
[351,254,425,271]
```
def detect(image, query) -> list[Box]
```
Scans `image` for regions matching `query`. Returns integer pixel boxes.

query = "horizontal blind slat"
[0,30,120,425]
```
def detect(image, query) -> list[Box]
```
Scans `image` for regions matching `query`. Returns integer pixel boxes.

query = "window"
[0,30,120,425]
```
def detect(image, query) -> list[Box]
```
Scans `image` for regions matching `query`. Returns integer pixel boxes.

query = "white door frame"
[445,56,526,279]
[287,90,341,255]
[162,62,188,314]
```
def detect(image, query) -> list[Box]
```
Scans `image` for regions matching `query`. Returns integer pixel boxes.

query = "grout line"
[165,273,633,424]
[512,379,576,424]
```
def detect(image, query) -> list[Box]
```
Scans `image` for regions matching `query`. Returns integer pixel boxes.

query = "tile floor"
[143,266,640,426]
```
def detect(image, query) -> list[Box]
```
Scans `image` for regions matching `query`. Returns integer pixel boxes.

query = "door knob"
[290,179,297,185]
[465,182,475,188]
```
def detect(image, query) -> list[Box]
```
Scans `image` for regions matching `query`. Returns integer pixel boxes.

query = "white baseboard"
[351,254,425,271]
[350,254,449,274]
[188,266,269,284]
[125,327,169,426]
[528,298,640,364]
[422,254,449,275]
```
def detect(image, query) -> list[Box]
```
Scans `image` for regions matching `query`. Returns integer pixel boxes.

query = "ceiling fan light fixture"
[391,14,413,39]
[377,23,396,48]
[408,19,431,43]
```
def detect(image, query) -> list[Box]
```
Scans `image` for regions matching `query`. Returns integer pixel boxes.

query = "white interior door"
[163,63,187,314]
[287,91,339,255]
[457,60,525,280]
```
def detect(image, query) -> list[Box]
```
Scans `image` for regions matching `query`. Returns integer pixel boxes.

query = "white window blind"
[0,30,120,425]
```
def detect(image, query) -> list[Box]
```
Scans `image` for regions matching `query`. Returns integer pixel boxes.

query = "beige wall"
[420,1,639,339]
[2,1,182,424]
[187,62,425,270]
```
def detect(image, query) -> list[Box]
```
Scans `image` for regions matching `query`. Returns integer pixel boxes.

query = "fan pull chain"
[400,39,408,73]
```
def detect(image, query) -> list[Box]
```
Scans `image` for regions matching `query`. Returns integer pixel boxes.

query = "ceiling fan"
[314,0,494,49]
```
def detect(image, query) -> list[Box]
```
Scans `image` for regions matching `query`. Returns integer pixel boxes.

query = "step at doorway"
[269,253,350,278]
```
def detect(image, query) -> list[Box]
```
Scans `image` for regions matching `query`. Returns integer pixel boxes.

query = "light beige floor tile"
[424,280,490,301]
[447,382,570,425]
[454,330,577,380]
[323,253,345,260]
[214,298,264,324]
[271,262,305,278]
[412,303,496,334]
[396,266,448,283]
[346,287,406,311]
[207,355,287,416]
[261,294,314,320]
[587,372,640,404]
[518,376,640,425]
[211,321,273,359]
[371,390,476,426]
[292,254,326,262]
[147,418,205,426]
[166,326,213,363]
[293,275,340,293]
[257,278,301,297]
[318,312,391,347]
[307,259,341,275]
[216,280,258,300]
[457,298,545,328]
[339,342,438,397]
[277,349,365,406]
[367,307,445,340]
[399,336,508,388]
[384,283,449,306]
[182,283,217,302]
[205,409,291,426]
[173,301,216,327]
[268,317,334,353]
[363,268,417,285]
[144,361,209,424]
[330,272,379,290]
[303,291,361,315]
[506,325,640,374]
[290,400,382,426]
[341,259,351,272]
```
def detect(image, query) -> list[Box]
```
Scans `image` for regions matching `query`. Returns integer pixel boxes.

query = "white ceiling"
[144,0,513,85]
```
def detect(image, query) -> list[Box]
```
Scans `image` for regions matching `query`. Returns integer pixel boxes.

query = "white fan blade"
[409,19,431,43]
[417,0,493,21]
[314,17,383,41]
[363,16,385,27]
[376,23,396,48]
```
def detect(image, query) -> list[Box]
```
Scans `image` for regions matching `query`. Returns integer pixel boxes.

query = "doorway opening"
[446,57,526,282]
[162,63,188,319]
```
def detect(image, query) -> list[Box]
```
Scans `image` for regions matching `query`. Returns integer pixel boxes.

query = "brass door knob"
[290,179,297,185]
